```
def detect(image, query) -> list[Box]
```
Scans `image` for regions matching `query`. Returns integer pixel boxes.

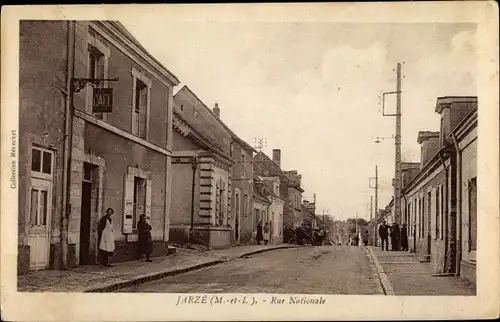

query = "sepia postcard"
[1,2,499,321]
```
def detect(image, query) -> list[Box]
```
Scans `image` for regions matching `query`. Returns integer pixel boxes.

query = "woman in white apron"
[98,208,116,267]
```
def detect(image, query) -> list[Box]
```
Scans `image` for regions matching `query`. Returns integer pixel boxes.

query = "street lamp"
[374,135,395,144]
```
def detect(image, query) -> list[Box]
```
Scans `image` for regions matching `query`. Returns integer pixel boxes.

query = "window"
[243,194,248,217]
[419,198,423,238]
[215,180,226,226]
[468,178,477,251]
[133,177,146,230]
[88,45,106,120]
[133,79,148,138]
[440,185,444,239]
[123,167,152,234]
[235,192,240,219]
[407,203,411,228]
[31,147,53,176]
[131,68,151,139]
[241,153,246,177]
[427,191,432,237]
[30,188,48,226]
[254,209,260,228]
[435,188,440,239]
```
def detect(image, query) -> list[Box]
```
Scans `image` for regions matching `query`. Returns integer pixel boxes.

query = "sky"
[121,20,477,221]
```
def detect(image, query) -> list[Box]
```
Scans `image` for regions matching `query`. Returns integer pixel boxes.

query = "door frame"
[78,154,105,265]
[27,177,53,270]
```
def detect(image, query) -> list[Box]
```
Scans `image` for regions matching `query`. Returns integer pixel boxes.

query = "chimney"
[417,131,440,169]
[272,149,281,168]
[213,103,220,118]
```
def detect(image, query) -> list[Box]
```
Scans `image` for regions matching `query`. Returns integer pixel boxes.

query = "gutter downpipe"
[439,151,449,273]
[189,156,198,244]
[61,20,75,270]
[451,132,462,277]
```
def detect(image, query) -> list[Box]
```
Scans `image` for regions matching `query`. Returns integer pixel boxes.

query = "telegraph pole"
[381,62,403,225]
[395,63,402,225]
[370,196,373,221]
[375,165,378,221]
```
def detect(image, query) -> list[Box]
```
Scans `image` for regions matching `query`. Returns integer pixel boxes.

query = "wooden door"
[28,178,52,270]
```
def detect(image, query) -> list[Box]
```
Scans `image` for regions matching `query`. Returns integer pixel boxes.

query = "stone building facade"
[69,21,179,265]
[169,86,234,249]
[402,130,448,270]
[283,170,305,228]
[209,103,255,245]
[394,96,478,284]
[18,21,180,273]
[19,21,69,273]
[455,105,478,285]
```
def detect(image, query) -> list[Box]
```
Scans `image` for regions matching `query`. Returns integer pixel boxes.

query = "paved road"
[119,246,383,294]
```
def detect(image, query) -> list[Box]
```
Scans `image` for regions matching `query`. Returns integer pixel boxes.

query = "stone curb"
[86,245,297,293]
[366,246,395,296]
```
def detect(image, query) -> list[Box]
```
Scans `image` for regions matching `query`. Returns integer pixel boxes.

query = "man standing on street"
[378,221,389,251]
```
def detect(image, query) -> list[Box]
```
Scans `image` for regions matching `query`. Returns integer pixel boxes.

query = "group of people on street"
[282,224,327,246]
[255,221,272,245]
[97,208,153,267]
[378,220,409,251]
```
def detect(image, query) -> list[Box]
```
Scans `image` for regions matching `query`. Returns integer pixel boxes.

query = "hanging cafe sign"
[71,77,119,113]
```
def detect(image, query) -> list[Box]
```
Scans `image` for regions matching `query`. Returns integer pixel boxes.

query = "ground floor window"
[133,177,146,231]
[123,167,152,234]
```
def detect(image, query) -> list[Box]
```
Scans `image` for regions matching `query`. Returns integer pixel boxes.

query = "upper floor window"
[86,30,110,120]
[31,146,53,179]
[131,68,152,139]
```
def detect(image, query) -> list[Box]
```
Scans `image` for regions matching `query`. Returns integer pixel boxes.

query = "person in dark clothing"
[256,221,263,245]
[392,223,401,251]
[401,223,408,251]
[378,221,389,251]
[137,214,153,262]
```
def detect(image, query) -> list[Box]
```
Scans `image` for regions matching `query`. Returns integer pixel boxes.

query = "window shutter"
[139,87,148,138]
[123,174,135,234]
[132,79,138,135]
[145,179,152,224]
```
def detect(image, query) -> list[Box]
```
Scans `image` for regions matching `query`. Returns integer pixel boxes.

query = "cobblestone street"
[119,246,383,294]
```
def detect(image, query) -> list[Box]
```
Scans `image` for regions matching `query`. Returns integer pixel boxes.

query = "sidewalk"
[367,246,476,296]
[18,244,296,293]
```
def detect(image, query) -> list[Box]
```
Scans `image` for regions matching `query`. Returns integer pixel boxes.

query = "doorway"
[28,178,52,270]
[79,163,97,265]
[235,190,241,243]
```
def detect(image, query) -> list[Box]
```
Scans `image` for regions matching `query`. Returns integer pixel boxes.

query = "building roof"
[417,131,440,144]
[435,96,478,114]
[254,151,284,177]
[107,21,180,86]
[173,86,232,156]
[253,181,271,205]
[176,86,256,153]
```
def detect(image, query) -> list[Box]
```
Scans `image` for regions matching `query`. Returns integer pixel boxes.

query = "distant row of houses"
[18,20,318,274]
[372,96,478,285]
